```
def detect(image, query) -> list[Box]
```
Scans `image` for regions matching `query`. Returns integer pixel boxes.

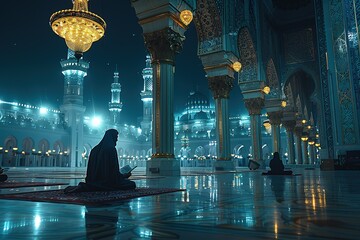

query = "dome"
[193,110,208,120]
[186,91,210,111]
[180,114,190,122]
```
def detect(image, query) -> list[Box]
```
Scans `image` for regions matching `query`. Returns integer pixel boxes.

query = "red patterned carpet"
[0,187,185,205]
[0,181,67,189]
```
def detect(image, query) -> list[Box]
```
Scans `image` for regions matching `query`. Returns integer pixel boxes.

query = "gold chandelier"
[50,0,106,60]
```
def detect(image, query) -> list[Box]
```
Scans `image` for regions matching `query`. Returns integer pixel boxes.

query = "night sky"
[0,1,245,124]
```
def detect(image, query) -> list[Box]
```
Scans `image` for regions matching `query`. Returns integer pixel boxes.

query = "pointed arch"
[238,27,258,82]
[266,59,280,97]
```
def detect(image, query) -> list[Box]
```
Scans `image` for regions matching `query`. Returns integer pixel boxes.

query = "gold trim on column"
[155,63,161,152]
[139,12,187,29]
[216,99,223,155]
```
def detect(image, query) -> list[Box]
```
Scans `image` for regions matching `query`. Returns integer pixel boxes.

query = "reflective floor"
[0,167,359,239]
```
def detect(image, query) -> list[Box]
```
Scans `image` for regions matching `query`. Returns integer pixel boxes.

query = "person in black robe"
[64,129,136,193]
[263,152,293,175]
[0,167,8,182]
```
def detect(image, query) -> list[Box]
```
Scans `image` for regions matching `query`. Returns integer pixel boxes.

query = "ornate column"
[199,50,238,171]
[267,111,283,154]
[208,75,234,170]
[244,97,265,167]
[282,119,296,164]
[132,0,193,175]
[143,28,183,176]
[294,125,303,164]
[302,141,309,164]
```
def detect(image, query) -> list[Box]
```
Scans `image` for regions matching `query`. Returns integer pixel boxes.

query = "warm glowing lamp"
[180,10,193,26]
[308,138,315,145]
[301,119,307,124]
[301,132,309,142]
[232,61,242,72]
[315,143,321,147]
[50,0,106,60]
[263,86,270,94]
[281,100,287,108]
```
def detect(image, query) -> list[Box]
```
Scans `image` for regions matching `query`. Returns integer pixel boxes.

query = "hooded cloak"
[65,129,136,193]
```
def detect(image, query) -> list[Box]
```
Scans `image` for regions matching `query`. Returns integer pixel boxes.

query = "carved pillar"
[294,126,303,164]
[143,28,184,176]
[282,120,296,164]
[309,144,316,164]
[302,141,309,164]
[208,75,233,162]
[268,111,283,154]
[244,98,265,166]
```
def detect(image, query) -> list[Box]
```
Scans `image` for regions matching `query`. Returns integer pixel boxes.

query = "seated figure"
[64,129,136,193]
[0,167,8,182]
[263,152,293,175]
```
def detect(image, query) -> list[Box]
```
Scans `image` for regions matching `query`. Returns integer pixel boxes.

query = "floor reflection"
[0,168,360,239]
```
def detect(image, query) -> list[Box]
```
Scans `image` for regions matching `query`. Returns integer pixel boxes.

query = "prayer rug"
[0,181,68,189]
[0,187,185,205]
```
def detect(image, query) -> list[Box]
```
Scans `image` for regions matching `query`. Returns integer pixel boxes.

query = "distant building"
[0,51,279,168]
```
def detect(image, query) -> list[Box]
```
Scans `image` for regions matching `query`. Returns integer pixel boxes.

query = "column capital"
[244,98,264,115]
[268,111,283,126]
[144,28,184,64]
[282,119,296,131]
[208,75,234,99]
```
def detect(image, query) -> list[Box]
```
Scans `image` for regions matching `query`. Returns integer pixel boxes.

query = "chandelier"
[50,0,106,60]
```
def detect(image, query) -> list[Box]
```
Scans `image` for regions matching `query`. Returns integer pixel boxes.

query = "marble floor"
[0,167,359,239]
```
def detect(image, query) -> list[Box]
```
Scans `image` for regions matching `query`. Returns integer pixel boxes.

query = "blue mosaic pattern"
[345,0,360,134]
[330,0,356,144]
[314,0,334,158]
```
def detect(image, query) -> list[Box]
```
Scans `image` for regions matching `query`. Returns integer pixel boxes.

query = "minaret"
[60,49,89,167]
[108,66,122,124]
[140,55,153,135]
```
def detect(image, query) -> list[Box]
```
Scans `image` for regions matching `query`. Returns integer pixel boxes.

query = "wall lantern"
[232,61,242,72]
[180,10,193,26]
[263,86,270,94]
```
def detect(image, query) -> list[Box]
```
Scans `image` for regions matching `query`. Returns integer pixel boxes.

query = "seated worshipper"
[0,167,8,182]
[262,152,293,175]
[64,129,136,193]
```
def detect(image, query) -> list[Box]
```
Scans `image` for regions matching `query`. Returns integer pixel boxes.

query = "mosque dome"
[193,110,208,120]
[186,91,210,111]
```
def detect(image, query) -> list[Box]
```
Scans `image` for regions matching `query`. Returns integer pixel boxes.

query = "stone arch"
[284,69,317,123]
[38,139,50,153]
[2,136,17,166]
[266,58,280,98]
[22,137,34,153]
[233,144,244,155]
[20,137,34,167]
[82,143,92,167]
[238,27,258,82]
[194,146,205,156]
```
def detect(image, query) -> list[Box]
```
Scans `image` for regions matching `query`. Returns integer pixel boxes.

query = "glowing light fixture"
[281,100,287,108]
[301,119,307,124]
[50,0,106,60]
[91,116,103,128]
[180,10,193,26]
[232,61,242,72]
[315,143,321,148]
[263,86,270,94]
[301,132,309,142]
[308,138,315,145]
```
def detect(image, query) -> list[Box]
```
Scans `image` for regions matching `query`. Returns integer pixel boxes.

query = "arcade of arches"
[131,0,360,175]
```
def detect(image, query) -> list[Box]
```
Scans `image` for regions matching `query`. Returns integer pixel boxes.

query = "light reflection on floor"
[0,167,359,239]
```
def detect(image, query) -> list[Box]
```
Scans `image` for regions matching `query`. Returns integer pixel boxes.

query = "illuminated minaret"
[60,49,89,167]
[108,66,122,124]
[140,55,153,134]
